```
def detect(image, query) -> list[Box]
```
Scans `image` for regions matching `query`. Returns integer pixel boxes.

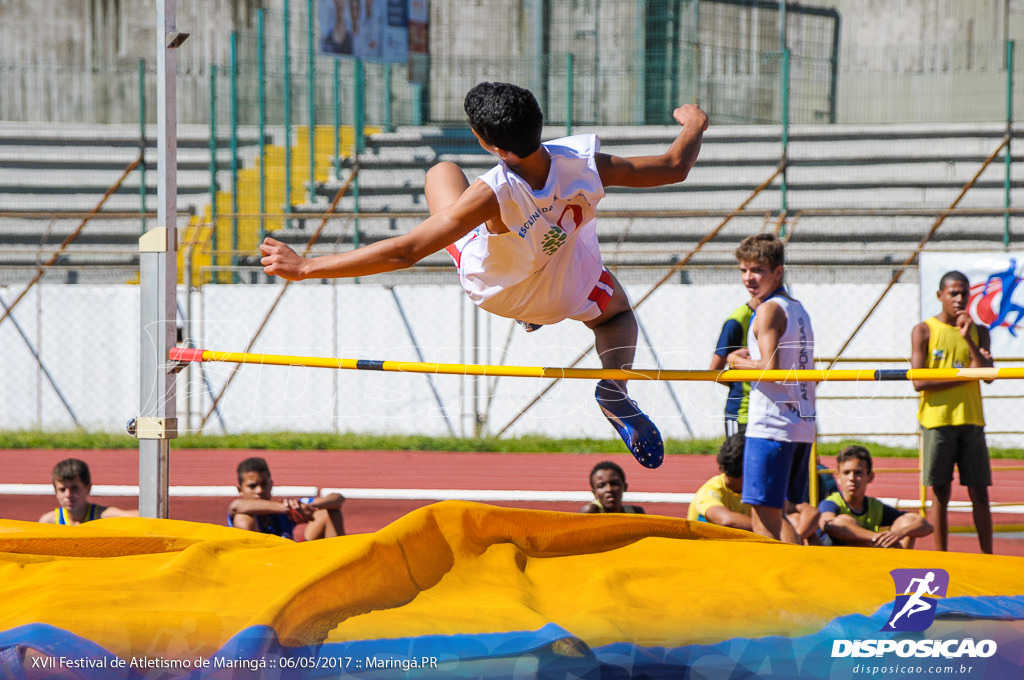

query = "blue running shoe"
[595,379,664,469]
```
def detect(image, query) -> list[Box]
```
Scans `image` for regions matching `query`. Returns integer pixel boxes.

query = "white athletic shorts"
[445,224,615,326]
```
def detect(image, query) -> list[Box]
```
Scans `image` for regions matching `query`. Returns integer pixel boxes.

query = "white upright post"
[137,0,187,518]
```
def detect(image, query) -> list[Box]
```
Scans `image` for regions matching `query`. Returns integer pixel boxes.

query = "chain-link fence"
[2,0,1023,447]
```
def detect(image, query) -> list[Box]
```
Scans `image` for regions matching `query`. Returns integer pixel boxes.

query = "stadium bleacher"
[1,120,1019,285]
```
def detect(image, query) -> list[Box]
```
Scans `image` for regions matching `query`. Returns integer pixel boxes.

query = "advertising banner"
[318,0,427,64]
[919,252,1024,358]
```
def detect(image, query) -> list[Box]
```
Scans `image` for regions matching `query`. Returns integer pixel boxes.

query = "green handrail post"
[354,57,365,156]
[209,64,218,283]
[333,58,341,181]
[780,47,791,232]
[307,0,316,203]
[1006,40,1015,249]
[258,8,266,244]
[230,31,240,282]
[384,63,393,132]
[284,0,293,230]
[412,83,423,126]
[138,58,147,236]
[353,57,364,264]
[566,53,574,135]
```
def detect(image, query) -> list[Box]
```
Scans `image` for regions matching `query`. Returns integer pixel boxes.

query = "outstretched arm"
[261,180,499,281]
[704,504,754,531]
[596,104,709,189]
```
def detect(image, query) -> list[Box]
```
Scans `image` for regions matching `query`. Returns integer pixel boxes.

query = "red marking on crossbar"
[169,347,206,362]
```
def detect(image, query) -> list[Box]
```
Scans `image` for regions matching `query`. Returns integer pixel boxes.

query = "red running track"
[2,448,1022,556]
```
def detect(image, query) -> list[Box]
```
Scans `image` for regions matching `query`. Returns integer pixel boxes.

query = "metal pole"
[566,53,574,136]
[183,247,193,431]
[594,0,601,121]
[258,8,267,244]
[307,0,316,203]
[333,58,341,180]
[412,83,423,126]
[230,32,240,281]
[353,57,365,155]
[353,57,364,263]
[472,305,481,436]
[284,0,293,228]
[139,0,185,519]
[1006,39,1014,249]
[384,63,393,132]
[208,65,217,281]
[780,47,790,228]
[779,0,789,230]
[138,58,147,236]
[779,0,787,54]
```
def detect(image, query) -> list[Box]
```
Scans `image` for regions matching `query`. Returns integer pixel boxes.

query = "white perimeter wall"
[2,281,1020,447]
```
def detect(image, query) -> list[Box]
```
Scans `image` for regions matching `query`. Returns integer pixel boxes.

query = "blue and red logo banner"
[921,252,1024,356]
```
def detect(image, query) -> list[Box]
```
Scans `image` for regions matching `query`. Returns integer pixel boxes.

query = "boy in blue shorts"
[725,234,815,543]
[819,445,932,548]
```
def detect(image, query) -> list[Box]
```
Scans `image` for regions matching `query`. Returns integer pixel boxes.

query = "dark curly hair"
[464,82,543,158]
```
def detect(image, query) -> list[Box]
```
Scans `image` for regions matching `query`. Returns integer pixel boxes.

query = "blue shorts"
[741,437,812,509]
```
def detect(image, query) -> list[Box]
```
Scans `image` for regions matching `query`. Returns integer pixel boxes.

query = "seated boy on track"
[229,456,346,541]
[818,445,933,549]
[581,461,646,514]
[260,82,709,470]
[688,434,751,530]
[38,458,138,525]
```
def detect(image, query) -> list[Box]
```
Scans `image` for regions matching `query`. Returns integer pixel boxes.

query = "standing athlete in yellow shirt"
[911,271,994,554]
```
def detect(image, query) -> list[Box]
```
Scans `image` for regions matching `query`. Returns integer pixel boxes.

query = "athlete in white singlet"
[261,82,708,469]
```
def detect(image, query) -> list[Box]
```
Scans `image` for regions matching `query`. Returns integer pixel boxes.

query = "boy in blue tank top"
[724,234,815,543]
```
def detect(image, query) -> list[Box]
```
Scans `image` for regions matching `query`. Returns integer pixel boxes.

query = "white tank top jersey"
[448,134,607,325]
[745,294,817,443]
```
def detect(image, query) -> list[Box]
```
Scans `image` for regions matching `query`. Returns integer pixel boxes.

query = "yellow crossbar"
[169,348,1024,383]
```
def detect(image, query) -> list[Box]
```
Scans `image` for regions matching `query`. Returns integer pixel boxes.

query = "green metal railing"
[112,0,1024,275]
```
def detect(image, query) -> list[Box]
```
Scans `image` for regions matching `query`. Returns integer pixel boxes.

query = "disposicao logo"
[883,568,949,632]
[831,568,998,660]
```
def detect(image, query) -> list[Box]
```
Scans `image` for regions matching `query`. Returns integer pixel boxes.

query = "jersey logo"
[541,227,567,256]
[557,204,584,231]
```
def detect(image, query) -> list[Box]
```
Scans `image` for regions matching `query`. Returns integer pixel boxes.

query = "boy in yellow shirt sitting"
[688,434,751,530]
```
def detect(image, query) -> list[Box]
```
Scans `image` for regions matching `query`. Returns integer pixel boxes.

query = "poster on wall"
[318,0,427,65]
[407,0,429,84]
[919,252,1024,359]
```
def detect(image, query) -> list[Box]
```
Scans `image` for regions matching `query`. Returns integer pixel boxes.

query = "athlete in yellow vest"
[38,458,138,525]
[911,271,994,554]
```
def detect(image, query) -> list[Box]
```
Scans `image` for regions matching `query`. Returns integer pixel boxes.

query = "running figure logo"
[970,258,1024,336]
[883,568,949,632]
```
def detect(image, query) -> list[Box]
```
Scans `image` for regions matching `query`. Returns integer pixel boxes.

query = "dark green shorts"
[921,424,991,488]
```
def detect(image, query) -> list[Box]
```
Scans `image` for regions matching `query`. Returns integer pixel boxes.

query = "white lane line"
[5,484,1021,513]
[0,483,689,504]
